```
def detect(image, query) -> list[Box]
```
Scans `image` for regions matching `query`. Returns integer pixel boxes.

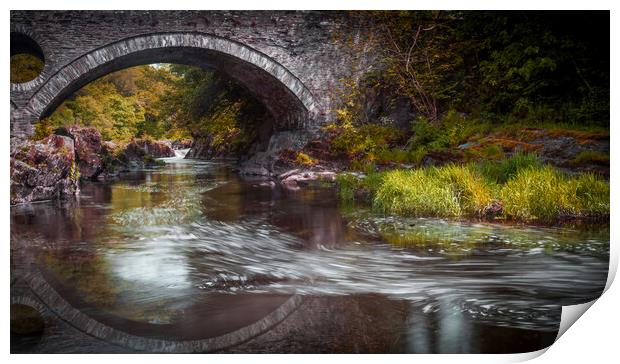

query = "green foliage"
[373,165,492,217]
[10,54,43,83]
[471,12,609,125]
[327,122,404,162]
[43,65,177,142]
[349,11,608,128]
[197,100,245,149]
[373,169,462,217]
[338,158,609,222]
[41,64,264,156]
[407,111,492,152]
[336,172,385,202]
[498,165,609,221]
[157,65,265,155]
[295,152,318,167]
[575,173,610,216]
[572,150,610,166]
[476,152,542,184]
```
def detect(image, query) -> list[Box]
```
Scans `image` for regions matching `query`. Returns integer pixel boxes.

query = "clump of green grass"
[373,169,461,217]
[574,172,610,216]
[349,160,377,174]
[336,172,384,201]
[477,152,542,184]
[480,144,505,160]
[499,165,577,221]
[572,150,609,166]
[499,165,609,221]
[375,148,423,164]
[434,165,494,215]
[338,158,609,222]
[372,165,493,217]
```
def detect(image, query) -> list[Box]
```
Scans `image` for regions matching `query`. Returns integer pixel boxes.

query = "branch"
[405,25,423,75]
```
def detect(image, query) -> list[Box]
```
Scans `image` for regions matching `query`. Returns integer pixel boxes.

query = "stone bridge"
[10,11,372,158]
[9,12,376,352]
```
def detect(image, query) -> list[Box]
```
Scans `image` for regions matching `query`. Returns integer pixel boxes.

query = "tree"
[362,11,464,122]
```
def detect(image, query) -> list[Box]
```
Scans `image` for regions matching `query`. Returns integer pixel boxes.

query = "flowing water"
[10,156,609,353]
[174,148,190,158]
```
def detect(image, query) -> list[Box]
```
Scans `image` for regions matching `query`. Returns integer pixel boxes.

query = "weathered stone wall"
[10,11,372,137]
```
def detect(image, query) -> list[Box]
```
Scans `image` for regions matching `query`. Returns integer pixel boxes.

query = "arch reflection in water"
[10,158,608,353]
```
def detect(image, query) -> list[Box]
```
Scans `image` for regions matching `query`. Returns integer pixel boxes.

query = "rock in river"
[125,139,176,158]
[55,125,104,180]
[10,135,80,205]
[278,169,336,190]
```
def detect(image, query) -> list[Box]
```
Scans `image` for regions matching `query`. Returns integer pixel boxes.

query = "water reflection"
[10,157,608,353]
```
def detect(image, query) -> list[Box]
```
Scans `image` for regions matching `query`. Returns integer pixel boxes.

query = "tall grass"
[499,165,579,221]
[336,172,384,201]
[476,152,541,184]
[434,165,494,215]
[574,173,610,216]
[499,166,609,221]
[373,169,462,217]
[572,150,610,166]
[337,158,609,222]
[373,165,492,217]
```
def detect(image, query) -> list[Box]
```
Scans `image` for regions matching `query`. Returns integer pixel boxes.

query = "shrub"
[295,152,317,166]
[407,112,492,152]
[330,123,403,161]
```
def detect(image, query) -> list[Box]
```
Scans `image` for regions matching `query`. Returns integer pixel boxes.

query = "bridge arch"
[22,32,320,133]
[10,24,51,92]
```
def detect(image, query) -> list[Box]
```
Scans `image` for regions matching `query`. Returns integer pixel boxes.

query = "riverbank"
[10,121,610,227]
[11,157,608,353]
[10,125,180,205]
[335,159,609,223]
[268,122,610,226]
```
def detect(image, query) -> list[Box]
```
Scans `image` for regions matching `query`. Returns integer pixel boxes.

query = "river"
[10,154,609,353]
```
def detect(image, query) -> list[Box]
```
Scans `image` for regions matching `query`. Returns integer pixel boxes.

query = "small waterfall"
[174,148,190,158]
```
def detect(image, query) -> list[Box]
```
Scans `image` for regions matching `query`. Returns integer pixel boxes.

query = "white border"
[4,1,619,363]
